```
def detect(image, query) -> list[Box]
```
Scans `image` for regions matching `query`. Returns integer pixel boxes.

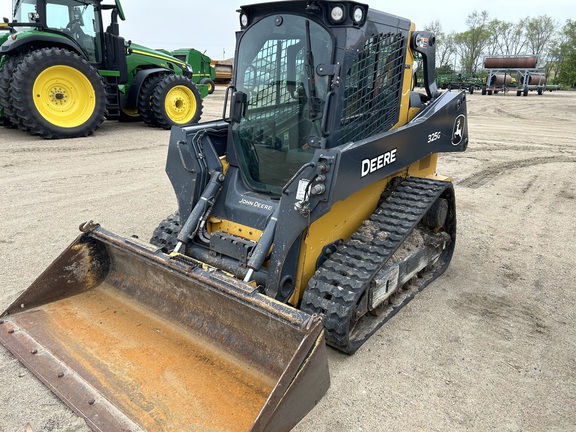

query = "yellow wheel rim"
[122,108,140,117]
[164,85,197,124]
[33,65,96,128]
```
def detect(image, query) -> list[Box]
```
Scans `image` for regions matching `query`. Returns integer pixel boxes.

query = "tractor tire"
[150,213,181,252]
[523,87,529,97]
[10,48,107,139]
[199,77,216,94]
[481,86,487,95]
[1,116,14,128]
[0,53,26,129]
[151,74,203,129]
[138,73,168,127]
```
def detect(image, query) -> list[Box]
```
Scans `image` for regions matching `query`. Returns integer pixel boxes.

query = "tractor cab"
[11,0,96,59]
[9,0,126,73]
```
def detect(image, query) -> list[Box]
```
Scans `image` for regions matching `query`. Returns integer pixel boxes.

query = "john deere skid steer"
[0,0,206,139]
[0,1,468,430]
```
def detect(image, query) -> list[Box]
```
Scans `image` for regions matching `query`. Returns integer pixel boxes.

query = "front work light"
[240,13,249,27]
[352,6,364,24]
[330,5,345,23]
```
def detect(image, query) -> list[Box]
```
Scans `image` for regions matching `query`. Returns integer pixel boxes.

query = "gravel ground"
[1,87,575,431]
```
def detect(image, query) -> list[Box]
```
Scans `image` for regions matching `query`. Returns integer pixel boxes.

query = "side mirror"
[230,91,248,123]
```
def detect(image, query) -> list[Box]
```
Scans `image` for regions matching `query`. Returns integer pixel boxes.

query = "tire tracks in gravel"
[457,156,576,189]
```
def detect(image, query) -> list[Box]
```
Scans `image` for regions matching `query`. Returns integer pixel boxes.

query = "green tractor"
[169,48,217,95]
[0,0,207,139]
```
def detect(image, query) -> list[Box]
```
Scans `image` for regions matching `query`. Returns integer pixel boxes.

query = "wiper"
[12,0,22,18]
[304,20,321,119]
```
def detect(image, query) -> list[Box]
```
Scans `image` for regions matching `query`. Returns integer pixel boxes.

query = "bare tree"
[438,33,457,72]
[487,19,527,55]
[425,20,457,72]
[424,19,443,37]
[454,11,492,73]
[523,15,558,58]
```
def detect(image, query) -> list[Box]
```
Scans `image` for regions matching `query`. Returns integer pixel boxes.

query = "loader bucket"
[0,223,330,432]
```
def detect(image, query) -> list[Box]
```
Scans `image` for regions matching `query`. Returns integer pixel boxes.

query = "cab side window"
[338,33,406,146]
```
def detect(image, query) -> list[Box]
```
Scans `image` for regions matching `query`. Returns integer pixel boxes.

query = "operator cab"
[232,14,333,195]
[13,0,103,62]
[229,2,413,197]
[10,0,127,76]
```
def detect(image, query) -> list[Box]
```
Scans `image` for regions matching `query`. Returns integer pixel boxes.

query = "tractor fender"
[1,33,85,59]
[125,68,172,109]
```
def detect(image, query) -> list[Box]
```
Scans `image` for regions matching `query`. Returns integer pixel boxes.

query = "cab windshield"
[232,14,332,194]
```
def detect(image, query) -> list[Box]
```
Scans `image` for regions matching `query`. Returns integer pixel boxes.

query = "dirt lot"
[1,88,575,432]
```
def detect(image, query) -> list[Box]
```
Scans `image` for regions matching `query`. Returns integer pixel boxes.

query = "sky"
[1,0,575,60]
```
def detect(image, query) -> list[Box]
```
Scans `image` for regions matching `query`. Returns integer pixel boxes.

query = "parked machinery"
[437,73,483,94]
[0,0,207,138]
[0,2,468,430]
[168,48,217,94]
[481,55,558,96]
[211,58,234,84]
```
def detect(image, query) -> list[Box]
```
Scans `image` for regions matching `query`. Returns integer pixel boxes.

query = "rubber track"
[150,213,180,251]
[301,177,451,353]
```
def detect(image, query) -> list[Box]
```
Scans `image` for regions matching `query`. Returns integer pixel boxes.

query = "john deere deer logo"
[452,115,466,145]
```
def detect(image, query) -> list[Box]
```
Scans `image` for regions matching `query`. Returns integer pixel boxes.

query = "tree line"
[425,12,576,88]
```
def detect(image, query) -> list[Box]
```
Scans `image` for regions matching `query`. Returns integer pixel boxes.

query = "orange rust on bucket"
[0,226,330,431]
[36,286,275,431]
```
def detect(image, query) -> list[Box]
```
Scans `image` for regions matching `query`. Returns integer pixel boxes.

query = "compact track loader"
[0,2,468,430]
